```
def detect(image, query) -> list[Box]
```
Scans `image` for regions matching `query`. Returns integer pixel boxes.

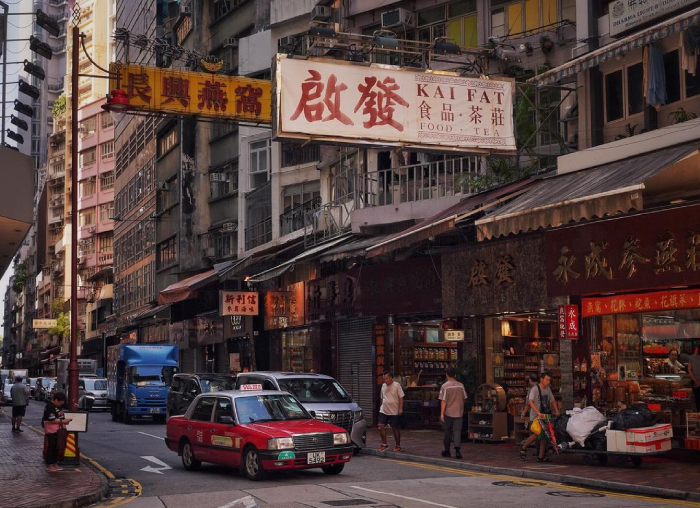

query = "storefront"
[545,203,700,449]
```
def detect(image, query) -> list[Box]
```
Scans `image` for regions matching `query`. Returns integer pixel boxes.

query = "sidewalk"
[362,427,700,502]
[0,408,107,508]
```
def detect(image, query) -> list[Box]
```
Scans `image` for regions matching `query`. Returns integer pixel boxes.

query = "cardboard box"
[625,424,673,444]
[606,430,631,452]
[627,438,672,454]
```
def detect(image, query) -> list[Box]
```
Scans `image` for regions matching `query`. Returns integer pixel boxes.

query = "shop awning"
[132,303,172,322]
[475,141,700,240]
[318,235,390,262]
[366,178,535,258]
[528,6,700,85]
[158,260,240,304]
[247,234,354,283]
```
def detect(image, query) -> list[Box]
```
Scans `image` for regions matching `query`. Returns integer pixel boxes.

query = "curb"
[23,457,109,508]
[361,448,700,502]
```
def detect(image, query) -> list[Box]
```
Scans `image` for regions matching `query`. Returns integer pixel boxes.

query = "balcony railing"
[245,217,272,251]
[97,252,113,265]
[355,155,481,208]
[280,197,321,237]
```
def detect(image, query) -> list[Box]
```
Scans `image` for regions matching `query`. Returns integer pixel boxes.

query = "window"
[99,202,114,222]
[283,181,320,213]
[80,207,96,227]
[100,140,114,160]
[215,398,234,424]
[491,0,558,38]
[158,128,178,157]
[605,69,624,123]
[99,232,113,252]
[80,178,96,197]
[281,142,320,167]
[249,138,270,190]
[209,160,238,199]
[100,111,114,129]
[686,56,700,98]
[663,50,681,104]
[158,177,178,212]
[176,14,192,45]
[447,1,477,47]
[80,116,96,137]
[212,0,246,23]
[627,63,644,116]
[215,233,233,258]
[100,171,114,190]
[79,237,95,255]
[50,161,65,176]
[157,236,177,269]
[81,147,96,166]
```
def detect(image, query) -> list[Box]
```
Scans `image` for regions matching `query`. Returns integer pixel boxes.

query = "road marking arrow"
[218,496,258,508]
[140,455,172,475]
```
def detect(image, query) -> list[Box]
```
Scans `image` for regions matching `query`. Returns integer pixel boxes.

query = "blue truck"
[107,345,179,424]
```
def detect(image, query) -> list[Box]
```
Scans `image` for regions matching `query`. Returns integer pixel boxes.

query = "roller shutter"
[337,317,375,426]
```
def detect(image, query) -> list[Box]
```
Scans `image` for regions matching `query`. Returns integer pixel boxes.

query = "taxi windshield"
[235,394,310,423]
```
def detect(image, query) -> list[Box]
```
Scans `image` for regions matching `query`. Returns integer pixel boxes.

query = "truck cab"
[108,345,179,424]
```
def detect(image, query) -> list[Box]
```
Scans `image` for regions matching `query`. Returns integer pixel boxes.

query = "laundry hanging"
[645,44,667,108]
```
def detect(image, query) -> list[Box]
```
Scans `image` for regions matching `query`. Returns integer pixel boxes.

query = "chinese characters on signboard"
[558,305,579,339]
[582,289,700,317]
[264,283,305,330]
[275,55,516,152]
[306,273,358,322]
[220,291,259,316]
[546,204,700,296]
[110,64,272,123]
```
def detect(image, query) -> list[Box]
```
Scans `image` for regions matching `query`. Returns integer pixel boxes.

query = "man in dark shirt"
[43,392,71,472]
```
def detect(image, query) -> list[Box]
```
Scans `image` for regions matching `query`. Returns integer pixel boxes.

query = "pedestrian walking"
[10,377,28,433]
[439,368,467,459]
[377,371,404,452]
[519,372,560,462]
[42,391,71,472]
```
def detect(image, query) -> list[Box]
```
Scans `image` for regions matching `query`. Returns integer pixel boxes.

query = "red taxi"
[165,390,353,480]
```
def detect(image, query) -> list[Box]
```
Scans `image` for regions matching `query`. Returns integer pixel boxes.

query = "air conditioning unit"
[157,182,169,191]
[224,37,237,48]
[381,8,414,28]
[181,5,191,15]
[312,209,332,233]
[87,226,96,233]
[202,247,215,258]
[278,35,295,48]
[311,5,332,21]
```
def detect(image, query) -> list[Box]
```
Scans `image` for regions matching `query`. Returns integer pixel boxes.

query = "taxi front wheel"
[322,464,345,475]
[181,440,201,471]
[242,446,268,481]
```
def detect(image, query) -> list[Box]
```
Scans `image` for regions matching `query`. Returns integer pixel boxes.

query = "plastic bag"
[530,417,542,435]
[612,404,654,430]
[566,407,606,447]
[584,421,607,450]
[554,415,571,444]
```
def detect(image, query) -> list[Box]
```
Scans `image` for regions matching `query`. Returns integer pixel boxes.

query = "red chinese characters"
[354,76,409,131]
[221,291,258,316]
[162,76,190,108]
[127,72,152,103]
[197,80,228,112]
[290,70,353,125]
[235,84,263,116]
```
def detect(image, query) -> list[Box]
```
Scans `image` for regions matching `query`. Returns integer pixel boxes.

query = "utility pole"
[1,1,8,145]
[68,22,79,412]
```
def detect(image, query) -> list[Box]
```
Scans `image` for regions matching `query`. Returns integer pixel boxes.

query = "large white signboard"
[609,0,698,36]
[274,55,516,153]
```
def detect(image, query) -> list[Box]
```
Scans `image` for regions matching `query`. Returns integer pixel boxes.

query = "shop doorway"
[337,317,374,426]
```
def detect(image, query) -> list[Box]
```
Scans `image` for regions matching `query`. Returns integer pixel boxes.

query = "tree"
[52,94,66,117]
[12,261,27,294]
[48,313,70,341]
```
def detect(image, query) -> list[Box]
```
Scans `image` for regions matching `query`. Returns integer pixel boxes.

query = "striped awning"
[528,6,700,85]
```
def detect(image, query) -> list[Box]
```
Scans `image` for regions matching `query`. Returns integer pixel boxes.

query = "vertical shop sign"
[374,322,387,386]
[264,282,306,330]
[558,305,579,339]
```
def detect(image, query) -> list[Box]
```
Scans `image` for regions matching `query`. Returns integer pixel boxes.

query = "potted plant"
[540,34,554,54]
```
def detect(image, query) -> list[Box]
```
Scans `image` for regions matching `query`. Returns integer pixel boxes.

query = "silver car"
[235,372,366,450]
[79,377,108,410]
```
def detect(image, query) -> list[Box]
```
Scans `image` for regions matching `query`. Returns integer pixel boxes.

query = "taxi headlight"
[333,432,349,445]
[267,437,294,450]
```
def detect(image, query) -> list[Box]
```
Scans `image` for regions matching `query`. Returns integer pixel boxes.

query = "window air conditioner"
[224,37,237,48]
[381,8,414,29]
[311,5,332,21]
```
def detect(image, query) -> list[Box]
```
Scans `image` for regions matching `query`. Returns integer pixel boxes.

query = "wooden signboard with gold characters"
[109,63,272,123]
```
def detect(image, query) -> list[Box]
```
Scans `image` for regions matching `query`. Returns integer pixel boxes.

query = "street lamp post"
[68,23,79,412]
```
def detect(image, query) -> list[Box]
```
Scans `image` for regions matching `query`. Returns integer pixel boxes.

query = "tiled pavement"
[0,408,107,508]
[364,427,700,501]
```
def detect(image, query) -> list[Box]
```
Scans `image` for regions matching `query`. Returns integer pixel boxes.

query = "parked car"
[40,379,57,401]
[165,390,353,480]
[2,383,12,405]
[28,378,39,398]
[235,372,366,450]
[79,378,108,410]
[167,373,236,418]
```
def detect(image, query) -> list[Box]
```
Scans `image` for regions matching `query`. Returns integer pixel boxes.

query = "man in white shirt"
[378,371,404,452]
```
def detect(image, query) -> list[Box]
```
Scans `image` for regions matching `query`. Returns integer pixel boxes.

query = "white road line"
[217,496,258,508]
[137,431,165,440]
[350,486,458,508]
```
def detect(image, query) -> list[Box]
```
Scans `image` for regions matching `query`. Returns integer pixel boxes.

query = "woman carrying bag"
[42,391,72,472]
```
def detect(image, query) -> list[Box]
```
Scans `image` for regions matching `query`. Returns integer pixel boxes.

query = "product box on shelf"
[624,424,673,444]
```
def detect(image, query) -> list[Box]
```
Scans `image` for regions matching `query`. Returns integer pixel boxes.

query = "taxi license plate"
[149,408,160,414]
[307,452,325,464]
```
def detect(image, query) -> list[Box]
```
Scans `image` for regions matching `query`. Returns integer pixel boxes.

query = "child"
[42,392,72,472]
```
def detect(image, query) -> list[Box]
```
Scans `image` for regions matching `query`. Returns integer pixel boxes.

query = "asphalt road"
[20,401,697,508]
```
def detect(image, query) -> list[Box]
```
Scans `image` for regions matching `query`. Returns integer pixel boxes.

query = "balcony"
[48,79,65,93]
[280,197,320,237]
[97,252,113,265]
[355,155,481,208]
[245,217,272,251]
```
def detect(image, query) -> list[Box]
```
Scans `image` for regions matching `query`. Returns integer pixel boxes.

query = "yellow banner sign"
[110,64,272,123]
[33,319,57,329]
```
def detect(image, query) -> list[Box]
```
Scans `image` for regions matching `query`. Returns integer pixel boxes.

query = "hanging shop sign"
[444,330,465,342]
[273,54,516,153]
[546,204,700,297]
[220,291,259,316]
[443,235,548,316]
[306,272,358,323]
[110,64,272,123]
[264,282,305,330]
[608,0,698,37]
[33,319,57,329]
[558,305,579,339]
[582,288,700,317]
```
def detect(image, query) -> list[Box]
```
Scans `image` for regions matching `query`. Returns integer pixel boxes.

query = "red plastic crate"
[685,438,700,450]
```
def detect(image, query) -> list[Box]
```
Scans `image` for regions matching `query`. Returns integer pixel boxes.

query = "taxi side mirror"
[219,415,235,425]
